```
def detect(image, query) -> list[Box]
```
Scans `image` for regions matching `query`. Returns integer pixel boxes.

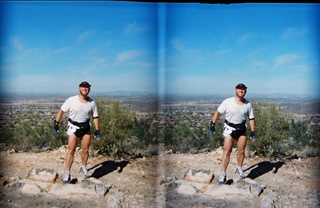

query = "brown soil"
[0,147,319,208]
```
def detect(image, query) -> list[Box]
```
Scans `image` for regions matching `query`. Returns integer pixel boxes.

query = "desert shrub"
[288,120,310,149]
[248,101,291,157]
[132,116,158,148]
[91,98,160,156]
[0,124,14,148]
[159,117,224,153]
[91,98,135,156]
[0,115,67,152]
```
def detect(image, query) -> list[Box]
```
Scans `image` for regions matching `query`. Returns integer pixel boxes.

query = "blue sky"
[1,2,319,98]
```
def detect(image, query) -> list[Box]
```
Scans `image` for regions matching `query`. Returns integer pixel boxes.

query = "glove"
[250,131,258,139]
[94,130,102,139]
[52,120,59,133]
[209,121,215,134]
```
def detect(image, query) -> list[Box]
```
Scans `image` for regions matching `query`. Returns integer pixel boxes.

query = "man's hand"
[209,121,215,134]
[52,120,59,133]
[94,130,102,141]
[250,131,257,142]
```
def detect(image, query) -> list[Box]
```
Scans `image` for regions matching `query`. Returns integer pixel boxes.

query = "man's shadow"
[88,160,129,179]
[244,160,285,180]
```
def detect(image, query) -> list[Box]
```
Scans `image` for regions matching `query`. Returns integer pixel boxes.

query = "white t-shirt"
[217,97,254,124]
[61,95,99,123]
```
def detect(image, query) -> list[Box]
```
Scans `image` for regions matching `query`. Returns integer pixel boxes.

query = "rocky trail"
[0,146,319,208]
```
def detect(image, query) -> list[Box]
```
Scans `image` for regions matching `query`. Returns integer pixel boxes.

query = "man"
[210,83,257,184]
[53,81,102,183]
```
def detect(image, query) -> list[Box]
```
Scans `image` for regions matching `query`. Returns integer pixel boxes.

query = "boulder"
[183,169,214,184]
[27,168,58,183]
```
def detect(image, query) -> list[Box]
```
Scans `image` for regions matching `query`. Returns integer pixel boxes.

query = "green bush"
[0,98,317,157]
[0,117,66,152]
[158,116,224,153]
[91,98,134,155]
[248,101,291,157]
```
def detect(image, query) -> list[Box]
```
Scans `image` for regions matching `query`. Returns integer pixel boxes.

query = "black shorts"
[67,119,91,138]
[223,120,247,140]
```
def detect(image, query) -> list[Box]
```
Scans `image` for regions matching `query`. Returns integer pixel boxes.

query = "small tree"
[249,101,290,157]
[92,98,135,156]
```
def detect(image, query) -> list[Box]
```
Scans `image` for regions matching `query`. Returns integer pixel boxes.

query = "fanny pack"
[68,118,90,129]
[225,120,246,131]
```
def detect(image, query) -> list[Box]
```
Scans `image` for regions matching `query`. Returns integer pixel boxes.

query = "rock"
[27,168,58,183]
[57,145,68,152]
[205,184,253,198]
[21,183,41,195]
[183,169,214,184]
[19,179,53,192]
[261,190,278,208]
[39,146,51,152]
[297,146,320,158]
[95,183,111,197]
[236,178,266,197]
[106,191,125,208]
[9,176,21,182]
[249,183,266,197]
[177,183,197,195]
[48,183,99,199]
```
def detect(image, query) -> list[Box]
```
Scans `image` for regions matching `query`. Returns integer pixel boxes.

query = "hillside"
[0,147,319,208]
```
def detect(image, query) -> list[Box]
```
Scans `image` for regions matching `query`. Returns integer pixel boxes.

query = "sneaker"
[79,166,90,178]
[62,173,71,183]
[218,174,227,184]
[235,167,246,179]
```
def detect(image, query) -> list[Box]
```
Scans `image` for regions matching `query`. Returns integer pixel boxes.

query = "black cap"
[235,83,247,90]
[79,81,91,88]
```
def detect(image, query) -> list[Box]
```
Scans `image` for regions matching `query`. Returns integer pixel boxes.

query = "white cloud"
[274,53,300,68]
[172,38,185,54]
[11,37,25,53]
[214,49,232,55]
[237,33,255,46]
[282,27,308,39]
[76,30,95,43]
[115,50,142,64]
[53,47,71,54]
[123,23,147,35]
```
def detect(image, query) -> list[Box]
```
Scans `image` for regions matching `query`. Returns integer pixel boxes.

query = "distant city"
[0,93,319,129]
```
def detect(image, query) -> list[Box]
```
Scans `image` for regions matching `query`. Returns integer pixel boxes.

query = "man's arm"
[93,117,102,141]
[249,118,255,132]
[53,109,64,133]
[212,110,221,123]
[249,118,257,141]
[93,117,100,131]
[209,110,221,134]
[55,109,64,122]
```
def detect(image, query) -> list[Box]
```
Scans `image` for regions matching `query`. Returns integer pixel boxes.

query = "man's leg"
[218,136,234,184]
[237,135,247,167]
[235,135,247,179]
[221,136,234,172]
[79,133,91,178]
[66,134,78,172]
[81,133,91,167]
[63,134,78,183]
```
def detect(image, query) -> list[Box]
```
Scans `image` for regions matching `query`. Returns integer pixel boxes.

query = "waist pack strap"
[225,120,245,128]
[68,118,89,126]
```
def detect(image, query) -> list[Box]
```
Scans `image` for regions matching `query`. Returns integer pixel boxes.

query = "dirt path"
[0,147,319,207]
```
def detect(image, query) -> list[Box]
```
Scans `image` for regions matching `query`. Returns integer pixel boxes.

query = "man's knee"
[223,150,232,157]
[238,149,245,155]
[67,148,76,156]
[82,148,89,154]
